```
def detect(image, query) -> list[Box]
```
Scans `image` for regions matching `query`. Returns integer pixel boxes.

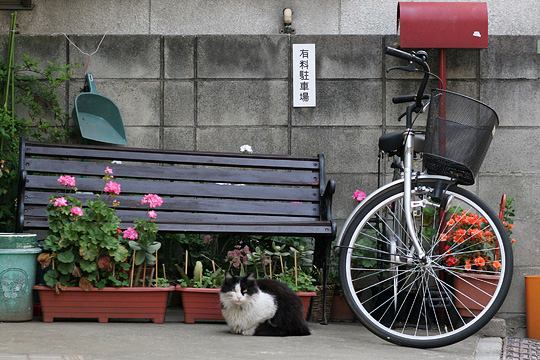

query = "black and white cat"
[220,273,311,336]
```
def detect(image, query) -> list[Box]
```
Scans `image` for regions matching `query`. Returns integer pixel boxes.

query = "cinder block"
[197,80,288,126]
[291,36,382,79]
[291,127,381,173]
[163,127,195,151]
[498,266,540,316]
[293,80,382,126]
[480,80,540,127]
[481,36,539,79]
[481,128,540,174]
[124,127,160,149]
[196,127,288,154]
[446,49,479,80]
[69,80,161,127]
[69,35,160,79]
[164,36,195,79]
[164,81,195,126]
[328,173,380,221]
[341,0,396,35]
[0,0,149,35]
[197,36,288,79]
[11,35,66,69]
[150,0,339,35]
[478,175,540,222]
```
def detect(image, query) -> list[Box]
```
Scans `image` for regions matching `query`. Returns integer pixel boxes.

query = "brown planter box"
[34,285,174,323]
[330,293,356,322]
[176,286,316,324]
[453,273,499,317]
[176,286,224,324]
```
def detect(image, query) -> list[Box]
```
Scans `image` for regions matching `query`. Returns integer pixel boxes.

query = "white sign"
[292,44,316,107]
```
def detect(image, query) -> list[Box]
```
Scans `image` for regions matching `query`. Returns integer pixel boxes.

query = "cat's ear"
[246,273,256,281]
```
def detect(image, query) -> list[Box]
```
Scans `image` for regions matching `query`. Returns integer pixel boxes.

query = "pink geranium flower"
[352,189,367,202]
[147,210,157,219]
[104,181,121,195]
[70,206,84,216]
[53,197,68,207]
[104,167,114,176]
[123,227,139,240]
[57,175,76,188]
[141,194,164,208]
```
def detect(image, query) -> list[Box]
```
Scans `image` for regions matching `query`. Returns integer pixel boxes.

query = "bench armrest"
[320,179,336,221]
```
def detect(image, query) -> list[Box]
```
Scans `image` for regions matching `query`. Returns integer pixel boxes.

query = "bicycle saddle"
[378,131,425,156]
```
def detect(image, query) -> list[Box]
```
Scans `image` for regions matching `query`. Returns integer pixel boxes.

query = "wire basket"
[423,89,499,185]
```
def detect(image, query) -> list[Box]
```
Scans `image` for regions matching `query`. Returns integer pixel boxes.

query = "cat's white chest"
[221,292,277,335]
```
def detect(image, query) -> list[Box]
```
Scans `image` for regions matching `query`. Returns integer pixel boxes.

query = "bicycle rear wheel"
[339,178,513,348]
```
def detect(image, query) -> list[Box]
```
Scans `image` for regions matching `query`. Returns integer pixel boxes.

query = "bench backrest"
[17,140,332,237]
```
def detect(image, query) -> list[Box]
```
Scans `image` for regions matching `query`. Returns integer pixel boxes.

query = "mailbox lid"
[398,2,488,49]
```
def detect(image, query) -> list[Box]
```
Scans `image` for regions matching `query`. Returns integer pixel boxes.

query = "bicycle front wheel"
[339,178,513,348]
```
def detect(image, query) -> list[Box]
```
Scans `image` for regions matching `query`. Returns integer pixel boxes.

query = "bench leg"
[314,237,332,325]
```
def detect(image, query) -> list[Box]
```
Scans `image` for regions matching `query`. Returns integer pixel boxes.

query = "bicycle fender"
[335,174,452,250]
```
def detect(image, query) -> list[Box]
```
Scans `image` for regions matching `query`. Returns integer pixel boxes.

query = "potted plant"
[34,168,174,323]
[442,194,516,317]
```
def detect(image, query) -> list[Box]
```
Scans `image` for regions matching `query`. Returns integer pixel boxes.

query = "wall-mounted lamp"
[280,8,295,34]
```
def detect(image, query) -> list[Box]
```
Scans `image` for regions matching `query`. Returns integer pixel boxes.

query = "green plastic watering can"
[72,73,127,145]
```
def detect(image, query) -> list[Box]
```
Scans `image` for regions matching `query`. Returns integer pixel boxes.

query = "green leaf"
[57,262,74,275]
[145,253,156,265]
[79,260,97,273]
[135,251,146,266]
[57,249,75,263]
[128,241,141,251]
[43,269,59,287]
[146,242,161,253]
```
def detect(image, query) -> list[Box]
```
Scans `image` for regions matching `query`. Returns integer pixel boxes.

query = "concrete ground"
[0,314,502,360]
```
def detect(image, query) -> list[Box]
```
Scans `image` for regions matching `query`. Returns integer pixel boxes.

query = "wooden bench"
[16,139,336,317]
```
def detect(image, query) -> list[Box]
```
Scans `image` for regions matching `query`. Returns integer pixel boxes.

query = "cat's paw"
[241,328,256,336]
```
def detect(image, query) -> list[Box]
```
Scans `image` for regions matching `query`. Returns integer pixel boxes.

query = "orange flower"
[439,233,448,242]
[453,229,467,243]
[474,256,486,267]
[492,260,501,270]
[446,256,458,267]
[446,219,455,227]
[464,259,472,271]
[511,238,517,244]
[468,228,483,239]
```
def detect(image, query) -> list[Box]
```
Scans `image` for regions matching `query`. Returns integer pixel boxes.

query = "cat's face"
[220,273,258,306]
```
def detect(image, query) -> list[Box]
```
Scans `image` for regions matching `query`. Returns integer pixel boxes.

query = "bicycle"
[336,46,513,348]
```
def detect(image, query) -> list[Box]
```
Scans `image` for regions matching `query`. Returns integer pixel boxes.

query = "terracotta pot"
[297,291,317,320]
[176,286,224,324]
[330,293,356,322]
[34,285,174,323]
[453,273,499,317]
[176,286,316,323]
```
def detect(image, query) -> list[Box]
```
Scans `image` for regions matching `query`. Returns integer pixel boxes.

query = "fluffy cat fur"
[220,273,311,336]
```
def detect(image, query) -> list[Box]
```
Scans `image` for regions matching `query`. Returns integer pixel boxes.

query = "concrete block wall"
[1,0,539,35]
[9,34,540,329]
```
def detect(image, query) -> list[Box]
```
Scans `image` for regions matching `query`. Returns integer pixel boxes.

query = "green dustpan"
[73,73,127,145]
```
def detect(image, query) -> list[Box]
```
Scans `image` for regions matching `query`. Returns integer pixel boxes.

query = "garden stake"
[269,260,273,279]
[162,264,167,280]
[294,251,298,288]
[155,250,158,285]
[280,255,284,273]
[185,250,189,275]
[129,250,136,287]
[142,260,147,287]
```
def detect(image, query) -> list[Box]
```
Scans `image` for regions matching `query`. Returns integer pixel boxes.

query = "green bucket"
[0,233,40,321]
[0,233,37,249]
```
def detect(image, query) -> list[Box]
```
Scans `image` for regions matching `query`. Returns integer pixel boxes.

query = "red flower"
[445,256,458,267]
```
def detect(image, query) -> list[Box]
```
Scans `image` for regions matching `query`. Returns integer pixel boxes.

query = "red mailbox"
[397,2,488,49]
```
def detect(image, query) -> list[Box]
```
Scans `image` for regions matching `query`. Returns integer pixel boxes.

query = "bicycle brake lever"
[398,111,407,122]
[387,63,418,73]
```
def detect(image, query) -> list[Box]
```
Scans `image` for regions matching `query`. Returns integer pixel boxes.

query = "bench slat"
[25,143,319,170]
[24,191,320,217]
[24,219,333,235]
[25,158,319,186]
[26,175,319,201]
[25,206,319,223]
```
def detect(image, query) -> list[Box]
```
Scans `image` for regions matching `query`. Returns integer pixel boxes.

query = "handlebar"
[385,46,431,127]
[392,94,430,104]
